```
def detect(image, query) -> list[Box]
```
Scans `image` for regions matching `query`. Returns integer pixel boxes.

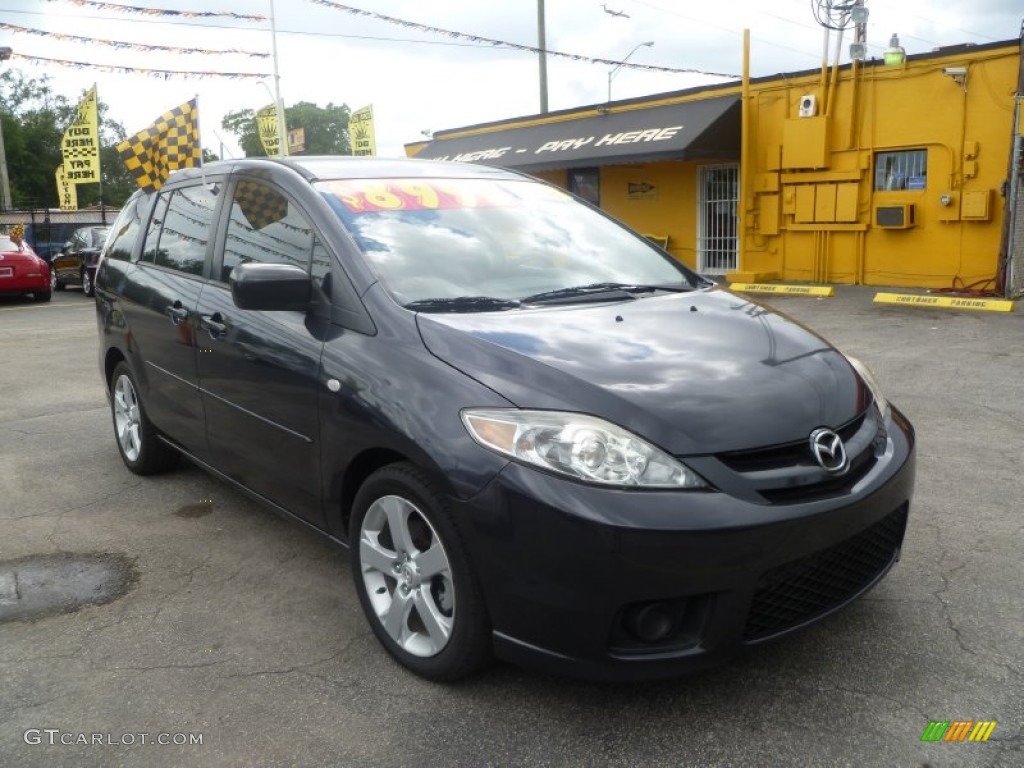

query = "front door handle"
[166,301,189,326]
[200,312,228,340]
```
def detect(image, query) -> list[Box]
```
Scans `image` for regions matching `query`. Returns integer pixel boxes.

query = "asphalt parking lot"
[1,284,1022,768]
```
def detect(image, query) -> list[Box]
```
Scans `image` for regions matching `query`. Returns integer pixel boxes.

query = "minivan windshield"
[317,177,701,308]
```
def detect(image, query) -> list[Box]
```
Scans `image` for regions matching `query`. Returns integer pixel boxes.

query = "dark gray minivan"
[96,157,914,681]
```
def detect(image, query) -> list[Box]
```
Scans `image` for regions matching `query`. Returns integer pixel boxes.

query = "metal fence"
[0,208,116,260]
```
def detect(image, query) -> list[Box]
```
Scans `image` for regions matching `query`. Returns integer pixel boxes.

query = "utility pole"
[269,0,288,156]
[537,0,548,113]
[0,46,13,210]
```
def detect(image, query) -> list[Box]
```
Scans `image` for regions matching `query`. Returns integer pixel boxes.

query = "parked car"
[95,157,915,682]
[0,235,51,302]
[52,225,110,296]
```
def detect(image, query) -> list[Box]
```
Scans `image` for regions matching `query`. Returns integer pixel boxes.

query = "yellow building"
[408,38,1024,297]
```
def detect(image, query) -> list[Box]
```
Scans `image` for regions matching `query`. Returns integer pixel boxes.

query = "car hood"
[416,287,868,455]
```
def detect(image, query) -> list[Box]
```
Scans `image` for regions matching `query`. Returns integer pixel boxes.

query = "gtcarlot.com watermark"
[24,729,203,747]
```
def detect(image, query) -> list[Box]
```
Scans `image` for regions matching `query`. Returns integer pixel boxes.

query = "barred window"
[875,149,927,191]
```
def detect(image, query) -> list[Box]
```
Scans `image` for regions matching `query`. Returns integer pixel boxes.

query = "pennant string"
[307,0,738,78]
[10,53,268,80]
[0,23,270,57]
[44,0,266,21]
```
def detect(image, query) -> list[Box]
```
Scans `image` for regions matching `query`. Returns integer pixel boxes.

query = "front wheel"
[82,268,94,297]
[109,361,179,475]
[350,463,491,681]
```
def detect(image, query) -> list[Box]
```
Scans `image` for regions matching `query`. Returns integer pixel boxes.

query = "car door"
[52,228,86,286]
[116,181,221,459]
[195,175,328,526]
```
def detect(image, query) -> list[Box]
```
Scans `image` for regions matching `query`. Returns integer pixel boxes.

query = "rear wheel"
[110,361,179,474]
[82,268,94,297]
[49,268,57,292]
[32,288,52,303]
[350,463,491,681]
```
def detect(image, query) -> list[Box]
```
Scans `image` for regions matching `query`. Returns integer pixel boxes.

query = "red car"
[0,235,52,302]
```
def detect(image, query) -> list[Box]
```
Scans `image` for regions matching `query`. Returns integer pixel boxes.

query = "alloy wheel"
[112,374,142,462]
[358,494,455,658]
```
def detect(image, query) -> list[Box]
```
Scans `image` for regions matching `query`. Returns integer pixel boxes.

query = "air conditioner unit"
[798,94,818,117]
[875,203,915,229]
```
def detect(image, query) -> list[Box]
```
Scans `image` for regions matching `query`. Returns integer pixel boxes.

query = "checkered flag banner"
[117,98,201,192]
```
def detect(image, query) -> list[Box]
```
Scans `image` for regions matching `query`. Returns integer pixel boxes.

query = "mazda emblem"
[809,428,849,475]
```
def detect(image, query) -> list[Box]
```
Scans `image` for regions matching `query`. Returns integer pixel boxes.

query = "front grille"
[743,505,908,642]
[720,413,866,474]
[715,410,885,504]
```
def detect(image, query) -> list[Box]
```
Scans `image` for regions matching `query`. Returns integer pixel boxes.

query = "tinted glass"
[139,186,214,276]
[105,197,143,262]
[317,177,694,304]
[221,179,313,282]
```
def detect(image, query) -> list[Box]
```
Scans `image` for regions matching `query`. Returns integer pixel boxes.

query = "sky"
[1,0,1022,161]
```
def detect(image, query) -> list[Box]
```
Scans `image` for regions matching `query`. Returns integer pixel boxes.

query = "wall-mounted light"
[943,66,968,92]
[883,33,905,66]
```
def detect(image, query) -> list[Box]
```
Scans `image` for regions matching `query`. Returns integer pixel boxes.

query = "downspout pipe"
[739,28,751,277]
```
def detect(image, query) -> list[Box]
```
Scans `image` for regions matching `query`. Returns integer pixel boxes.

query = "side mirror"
[229,262,311,311]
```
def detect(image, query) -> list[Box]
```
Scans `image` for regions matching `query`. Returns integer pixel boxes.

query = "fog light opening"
[624,601,678,643]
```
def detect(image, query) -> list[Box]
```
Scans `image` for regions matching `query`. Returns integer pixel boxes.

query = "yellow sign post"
[256,103,287,157]
[351,105,376,157]
[60,85,100,184]
[55,165,78,210]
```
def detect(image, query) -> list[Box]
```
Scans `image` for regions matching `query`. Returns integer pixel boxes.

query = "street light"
[0,46,12,211]
[608,41,654,102]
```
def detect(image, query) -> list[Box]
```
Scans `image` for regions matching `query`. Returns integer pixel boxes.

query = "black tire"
[82,268,95,297]
[350,463,491,681]
[109,361,179,475]
[32,289,52,303]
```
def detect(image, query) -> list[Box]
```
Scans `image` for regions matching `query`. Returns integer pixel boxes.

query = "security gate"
[697,164,739,274]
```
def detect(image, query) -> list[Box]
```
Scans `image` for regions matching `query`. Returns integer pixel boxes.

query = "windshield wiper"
[520,282,693,305]
[403,296,522,313]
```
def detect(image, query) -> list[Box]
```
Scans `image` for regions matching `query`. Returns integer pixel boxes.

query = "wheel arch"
[331,446,456,542]
[103,346,127,390]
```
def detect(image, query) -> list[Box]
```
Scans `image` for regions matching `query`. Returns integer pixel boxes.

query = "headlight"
[846,356,890,419]
[461,409,708,489]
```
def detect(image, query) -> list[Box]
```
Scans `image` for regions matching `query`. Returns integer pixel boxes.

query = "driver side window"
[221,178,314,283]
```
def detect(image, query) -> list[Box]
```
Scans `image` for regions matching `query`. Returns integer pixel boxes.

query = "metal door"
[697,164,739,274]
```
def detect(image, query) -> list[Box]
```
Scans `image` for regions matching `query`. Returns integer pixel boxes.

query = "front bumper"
[454,408,916,681]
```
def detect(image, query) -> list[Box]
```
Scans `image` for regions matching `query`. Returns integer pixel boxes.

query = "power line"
[307,1,737,77]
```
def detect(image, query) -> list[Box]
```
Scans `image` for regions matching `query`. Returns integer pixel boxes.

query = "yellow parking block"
[729,283,835,297]
[873,292,1015,312]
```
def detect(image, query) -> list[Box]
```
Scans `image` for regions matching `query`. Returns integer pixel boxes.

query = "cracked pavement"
[1,288,1021,767]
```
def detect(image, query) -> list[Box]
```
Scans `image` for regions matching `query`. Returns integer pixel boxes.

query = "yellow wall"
[528,162,731,271]
[600,161,714,270]
[411,42,1019,289]
[741,45,1019,288]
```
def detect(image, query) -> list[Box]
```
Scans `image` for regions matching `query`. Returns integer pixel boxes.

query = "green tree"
[0,69,135,209]
[221,101,351,157]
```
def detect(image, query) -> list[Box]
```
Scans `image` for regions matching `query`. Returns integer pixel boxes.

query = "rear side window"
[220,178,314,283]
[141,184,218,276]
[105,198,144,262]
